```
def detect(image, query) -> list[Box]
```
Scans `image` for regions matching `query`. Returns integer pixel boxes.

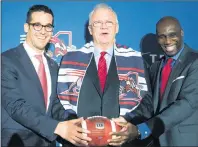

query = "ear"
[116,23,119,34]
[181,30,184,36]
[88,25,92,35]
[24,23,29,33]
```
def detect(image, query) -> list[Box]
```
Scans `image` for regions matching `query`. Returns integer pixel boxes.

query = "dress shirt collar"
[94,44,114,57]
[23,41,45,58]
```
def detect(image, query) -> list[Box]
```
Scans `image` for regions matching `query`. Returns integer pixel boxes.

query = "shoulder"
[1,44,23,65]
[115,43,142,57]
[61,42,94,61]
[45,55,59,69]
[2,44,22,58]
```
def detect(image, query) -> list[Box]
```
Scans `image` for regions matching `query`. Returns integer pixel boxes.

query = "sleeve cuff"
[122,112,136,122]
[137,123,151,140]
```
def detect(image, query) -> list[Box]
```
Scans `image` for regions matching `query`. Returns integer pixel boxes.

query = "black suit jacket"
[77,54,120,118]
[1,44,68,147]
[125,44,198,146]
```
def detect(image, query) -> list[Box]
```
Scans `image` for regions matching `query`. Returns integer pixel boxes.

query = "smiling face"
[156,18,184,57]
[24,11,53,53]
[88,8,119,50]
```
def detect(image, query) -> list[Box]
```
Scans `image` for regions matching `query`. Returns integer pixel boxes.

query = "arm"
[108,62,153,145]
[146,59,198,138]
[1,56,59,141]
[129,59,198,138]
[51,95,77,121]
[124,60,154,123]
[2,56,91,145]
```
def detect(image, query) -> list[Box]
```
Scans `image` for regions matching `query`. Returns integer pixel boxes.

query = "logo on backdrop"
[20,31,77,64]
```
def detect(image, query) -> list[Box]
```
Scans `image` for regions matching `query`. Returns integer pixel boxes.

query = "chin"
[165,51,177,57]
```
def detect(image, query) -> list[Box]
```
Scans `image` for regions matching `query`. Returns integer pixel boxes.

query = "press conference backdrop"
[2,1,198,65]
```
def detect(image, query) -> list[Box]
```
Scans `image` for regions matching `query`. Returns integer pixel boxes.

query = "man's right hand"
[108,116,139,146]
[54,117,91,146]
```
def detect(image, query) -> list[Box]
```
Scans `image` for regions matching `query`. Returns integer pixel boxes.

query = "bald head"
[156,16,182,33]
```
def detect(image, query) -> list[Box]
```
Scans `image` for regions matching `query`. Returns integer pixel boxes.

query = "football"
[81,116,122,146]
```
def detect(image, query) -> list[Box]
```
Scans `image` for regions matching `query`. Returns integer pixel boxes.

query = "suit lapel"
[160,45,192,110]
[86,55,102,97]
[17,44,46,109]
[103,54,119,94]
[44,54,57,110]
[153,61,163,113]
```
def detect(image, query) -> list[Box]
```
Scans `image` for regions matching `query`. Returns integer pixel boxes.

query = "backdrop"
[2,1,198,65]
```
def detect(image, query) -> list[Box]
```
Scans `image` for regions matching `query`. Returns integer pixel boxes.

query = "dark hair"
[26,5,54,25]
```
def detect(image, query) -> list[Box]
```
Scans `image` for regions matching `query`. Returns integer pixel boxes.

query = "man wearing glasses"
[1,4,91,147]
[58,3,149,146]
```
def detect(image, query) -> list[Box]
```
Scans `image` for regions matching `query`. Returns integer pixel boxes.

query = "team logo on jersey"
[119,71,143,107]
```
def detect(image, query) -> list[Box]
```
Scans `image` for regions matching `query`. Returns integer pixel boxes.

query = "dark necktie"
[98,52,107,93]
[160,58,173,98]
[35,55,48,107]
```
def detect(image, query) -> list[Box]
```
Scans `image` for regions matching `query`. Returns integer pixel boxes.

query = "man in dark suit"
[57,3,149,147]
[108,16,198,146]
[1,5,91,147]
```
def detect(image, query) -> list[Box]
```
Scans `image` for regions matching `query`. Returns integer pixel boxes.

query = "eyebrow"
[31,22,53,25]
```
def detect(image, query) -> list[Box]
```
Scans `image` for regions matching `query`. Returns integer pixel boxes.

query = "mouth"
[166,45,174,49]
[163,45,176,50]
[37,35,47,40]
[100,32,109,36]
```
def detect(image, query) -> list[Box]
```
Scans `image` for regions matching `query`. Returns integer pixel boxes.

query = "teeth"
[38,37,45,40]
[166,45,175,50]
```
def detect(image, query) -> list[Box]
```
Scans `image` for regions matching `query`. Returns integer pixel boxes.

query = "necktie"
[35,55,48,107]
[98,52,107,93]
[160,58,173,98]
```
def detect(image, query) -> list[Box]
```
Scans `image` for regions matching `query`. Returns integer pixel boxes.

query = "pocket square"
[172,76,185,83]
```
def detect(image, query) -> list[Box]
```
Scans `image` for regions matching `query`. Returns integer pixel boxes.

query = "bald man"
[108,16,198,146]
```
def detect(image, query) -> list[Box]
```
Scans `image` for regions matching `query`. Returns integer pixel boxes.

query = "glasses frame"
[28,22,54,32]
[90,21,117,28]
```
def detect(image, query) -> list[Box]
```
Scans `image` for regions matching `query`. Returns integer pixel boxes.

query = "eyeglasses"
[28,23,54,32]
[91,21,116,27]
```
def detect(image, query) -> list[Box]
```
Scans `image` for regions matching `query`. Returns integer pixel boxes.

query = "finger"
[69,138,79,146]
[71,117,84,124]
[109,138,127,146]
[72,135,89,146]
[75,131,92,142]
[109,135,128,143]
[108,135,121,143]
[112,116,127,122]
[109,142,123,146]
[120,126,128,132]
[108,137,124,144]
[76,126,90,134]
[110,130,127,136]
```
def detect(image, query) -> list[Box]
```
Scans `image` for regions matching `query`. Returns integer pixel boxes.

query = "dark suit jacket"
[77,54,120,119]
[1,44,68,147]
[125,44,198,146]
[68,54,151,147]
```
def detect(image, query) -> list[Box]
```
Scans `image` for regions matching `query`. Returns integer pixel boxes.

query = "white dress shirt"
[94,46,114,72]
[23,42,51,110]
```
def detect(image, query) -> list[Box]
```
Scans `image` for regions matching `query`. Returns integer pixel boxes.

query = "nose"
[164,36,172,45]
[40,26,46,34]
[100,22,108,29]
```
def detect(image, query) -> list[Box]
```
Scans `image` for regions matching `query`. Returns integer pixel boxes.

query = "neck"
[95,43,114,51]
[26,42,45,54]
[25,41,45,54]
